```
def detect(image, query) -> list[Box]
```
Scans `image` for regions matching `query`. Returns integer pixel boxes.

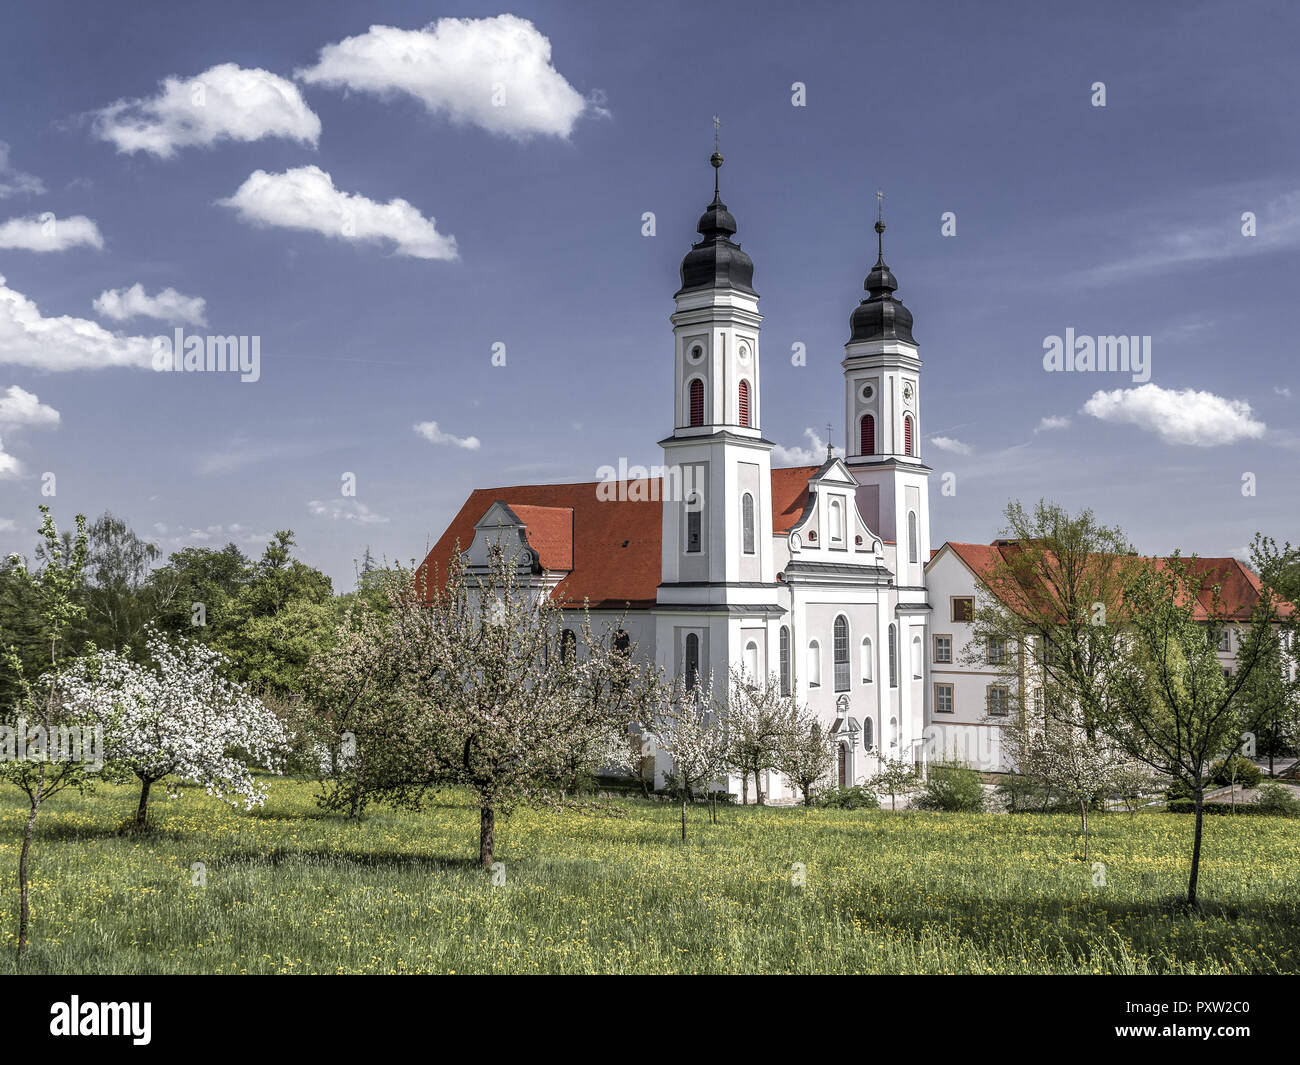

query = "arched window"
[779,626,791,696]
[738,380,751,427]
[829,499,844,543]
[861,636,873,682]
[837,743,848,787]
[741,492,755,554]
[807,640,821,687]
[912,635,923,679]
[744,640,759,679]
[863,716,874,751]
[685,633,699,690]
[686,504,702,554]
[907,510,919,564]
[860,413,875,455]
[888,624,898,688]
[833,615,850,691]
[560,628,576,663]
[903,414,914,456]
[688,378,705,427]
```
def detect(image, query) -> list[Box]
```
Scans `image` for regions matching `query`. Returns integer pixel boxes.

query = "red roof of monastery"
[418,467,821,609]
[938,541,1290,621]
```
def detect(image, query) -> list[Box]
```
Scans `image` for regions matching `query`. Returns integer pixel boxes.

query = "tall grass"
[2,779,1297,974]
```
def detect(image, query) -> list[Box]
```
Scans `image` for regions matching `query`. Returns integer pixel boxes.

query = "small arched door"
[837,743,849,788]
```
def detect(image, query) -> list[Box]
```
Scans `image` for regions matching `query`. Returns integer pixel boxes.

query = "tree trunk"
[741,774,749,805]
[1188,784,1204,908]
[479,805,495,868]
[680,798,687,842]
[17,798,39,956]
[136,777,153,827]
[347,790,361,821]
[755,771,764,806]
[710,793,717,824]
[1079,798,1089,860]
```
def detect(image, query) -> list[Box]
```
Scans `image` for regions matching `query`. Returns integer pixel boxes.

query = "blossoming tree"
[64,628,290,826]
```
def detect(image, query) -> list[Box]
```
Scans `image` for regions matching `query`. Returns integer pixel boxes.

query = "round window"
[738,343,750,364]
[860,383,875,402]
[689,345,704,362]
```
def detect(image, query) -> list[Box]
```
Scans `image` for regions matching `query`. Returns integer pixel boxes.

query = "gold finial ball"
[874,219,886,234]
[710,151,724,169]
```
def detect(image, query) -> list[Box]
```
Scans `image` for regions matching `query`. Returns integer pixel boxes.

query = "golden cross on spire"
[713,114,721,152]
[876,188,883,222]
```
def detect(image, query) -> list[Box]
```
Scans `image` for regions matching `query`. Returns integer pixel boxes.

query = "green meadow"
[2,778,1297,974]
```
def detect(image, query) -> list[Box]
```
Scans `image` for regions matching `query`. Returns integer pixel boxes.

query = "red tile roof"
[419,466,821,609]
[508,504,574,571]
[937,541,1290,621]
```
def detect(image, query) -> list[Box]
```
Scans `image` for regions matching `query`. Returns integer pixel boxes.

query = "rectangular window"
[933,634,952,663]
[952,597,974,623]
[686,509,701,553]
[934,683,954,714]
[987,685,1010,716]
[1217,629,1231,652]
[987,638,1007,666]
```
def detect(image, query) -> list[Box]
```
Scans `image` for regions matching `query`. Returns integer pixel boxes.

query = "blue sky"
[0,0,1296,588]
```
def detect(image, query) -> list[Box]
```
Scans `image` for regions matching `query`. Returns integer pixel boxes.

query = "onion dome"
[676,149,756,296]
[849,218,915,344]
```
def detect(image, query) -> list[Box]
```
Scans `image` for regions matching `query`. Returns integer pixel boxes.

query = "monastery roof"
[935,541,1290,622]
[419,466,821,610]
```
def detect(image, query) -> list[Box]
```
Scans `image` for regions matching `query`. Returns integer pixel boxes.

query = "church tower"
[653,142,782,719]
[842,213,931,588]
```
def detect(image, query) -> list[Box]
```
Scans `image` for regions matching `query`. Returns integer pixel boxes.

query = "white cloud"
[0,276,153,371]
[219,166,458,260]
[1081,384,1266,446]
[93,283,207,326]
[307,499,390,524]
[1274,385,1293,398]
[771,428,827,465]
[94,63,321,158]
[1034,415,1071,433]
[0,214,103,252]
[0,143,44,198]
[930,435,973,456]
[296,15,592,140]
[414,420,480,449]
[0,386,60,429]
[0,517,16,531]
[0,438,19,479]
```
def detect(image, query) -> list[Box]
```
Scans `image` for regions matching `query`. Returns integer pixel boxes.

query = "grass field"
[2,778,1298,974]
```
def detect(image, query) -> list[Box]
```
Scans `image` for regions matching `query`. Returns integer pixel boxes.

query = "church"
[417,149,1260,800]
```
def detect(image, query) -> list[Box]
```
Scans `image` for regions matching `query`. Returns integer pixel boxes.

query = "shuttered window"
[860,414,875,455]
[738,380,750,427]
[903,414,914,456]
[689,379,704,427]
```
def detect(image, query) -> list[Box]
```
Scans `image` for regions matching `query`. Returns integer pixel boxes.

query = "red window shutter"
[738,380,750,427]
[904,415,913,456]
[689,379,704,426]
[860,414,875,455]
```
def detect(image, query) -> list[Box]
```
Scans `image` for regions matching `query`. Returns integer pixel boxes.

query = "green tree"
[0,507,95,957]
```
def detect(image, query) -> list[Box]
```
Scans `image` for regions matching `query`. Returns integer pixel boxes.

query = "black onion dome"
[849,220,915,344]
[676,152,756,296]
